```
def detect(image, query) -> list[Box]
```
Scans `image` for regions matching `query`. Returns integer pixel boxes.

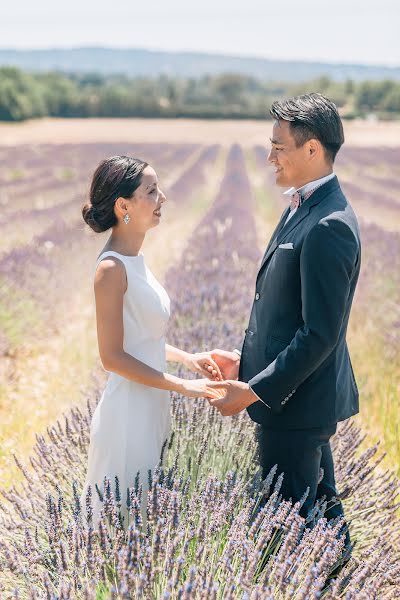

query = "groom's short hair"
[269,93,344,163]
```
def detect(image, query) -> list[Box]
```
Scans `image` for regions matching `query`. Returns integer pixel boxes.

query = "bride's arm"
[94,258,219,397]
[165,344,190,364]
[166,344,222,380]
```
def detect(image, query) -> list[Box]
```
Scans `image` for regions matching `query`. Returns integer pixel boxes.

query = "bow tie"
[290,190,302,210]
[289,187,320,211]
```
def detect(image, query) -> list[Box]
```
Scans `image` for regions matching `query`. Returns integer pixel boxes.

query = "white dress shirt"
[283,172,336,225]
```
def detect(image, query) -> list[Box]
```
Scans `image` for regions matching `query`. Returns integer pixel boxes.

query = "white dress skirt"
[79,250,171,530]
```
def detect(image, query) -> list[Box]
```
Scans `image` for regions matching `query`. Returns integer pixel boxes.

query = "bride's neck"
[107,229,145,257]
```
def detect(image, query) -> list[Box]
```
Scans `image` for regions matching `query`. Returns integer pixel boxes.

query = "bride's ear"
[114,196,130,217]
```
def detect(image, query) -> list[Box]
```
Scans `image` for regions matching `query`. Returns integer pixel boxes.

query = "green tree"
[0,67,46,121]
[380,86,400,113]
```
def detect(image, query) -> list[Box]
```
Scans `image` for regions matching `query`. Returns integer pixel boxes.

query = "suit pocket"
[273,247,298,262]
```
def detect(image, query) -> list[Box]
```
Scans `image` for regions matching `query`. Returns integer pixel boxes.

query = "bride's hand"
[179,378,226,399]
[184,352,223,381]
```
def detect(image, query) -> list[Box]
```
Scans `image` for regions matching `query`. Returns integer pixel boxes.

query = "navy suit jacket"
[239,176,361,430]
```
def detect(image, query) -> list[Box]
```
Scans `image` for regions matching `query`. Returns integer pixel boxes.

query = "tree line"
[0,66,399,122]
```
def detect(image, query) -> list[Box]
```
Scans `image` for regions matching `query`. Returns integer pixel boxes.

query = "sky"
[1,0,399,67]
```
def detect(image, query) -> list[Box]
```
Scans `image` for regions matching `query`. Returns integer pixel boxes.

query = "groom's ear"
[307,138,321,160]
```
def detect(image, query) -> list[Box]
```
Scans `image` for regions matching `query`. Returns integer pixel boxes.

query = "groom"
[209,93,361,549]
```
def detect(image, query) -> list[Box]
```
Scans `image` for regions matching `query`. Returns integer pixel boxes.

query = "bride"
[80,155,222,530]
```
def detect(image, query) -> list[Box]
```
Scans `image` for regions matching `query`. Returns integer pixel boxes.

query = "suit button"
[255,292,260,300]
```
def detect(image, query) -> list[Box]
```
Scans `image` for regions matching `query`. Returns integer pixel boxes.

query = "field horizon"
[1,117,400,147]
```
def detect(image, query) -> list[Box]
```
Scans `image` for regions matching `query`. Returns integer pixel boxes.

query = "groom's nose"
[268,147,276,163]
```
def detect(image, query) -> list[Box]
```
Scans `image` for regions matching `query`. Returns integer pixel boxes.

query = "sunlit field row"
[0,137,399,597]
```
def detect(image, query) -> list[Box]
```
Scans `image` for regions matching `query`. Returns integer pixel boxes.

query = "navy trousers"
[257,422,351,547]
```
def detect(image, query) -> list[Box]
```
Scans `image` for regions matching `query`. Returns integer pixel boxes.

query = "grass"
[0,278,42,349]
[0,302,100,489]
[6,168,25,181]
[56,167,76,180]
[348,303,400,476]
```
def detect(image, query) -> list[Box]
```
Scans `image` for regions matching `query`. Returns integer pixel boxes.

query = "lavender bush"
[0,145,399,599]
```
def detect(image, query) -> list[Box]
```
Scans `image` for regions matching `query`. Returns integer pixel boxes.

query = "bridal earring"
[123,213,131,225]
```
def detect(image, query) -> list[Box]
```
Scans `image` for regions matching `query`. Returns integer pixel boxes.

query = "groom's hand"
[210,349,240,380]
[206,380,258,416]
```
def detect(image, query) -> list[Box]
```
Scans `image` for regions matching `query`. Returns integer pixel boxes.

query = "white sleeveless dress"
[80,250,171,530]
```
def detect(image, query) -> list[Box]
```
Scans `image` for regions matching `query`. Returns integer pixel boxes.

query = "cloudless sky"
[1,0,399,66]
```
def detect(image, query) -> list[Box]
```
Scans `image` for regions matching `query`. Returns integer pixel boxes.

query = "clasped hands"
[184,349,258,416]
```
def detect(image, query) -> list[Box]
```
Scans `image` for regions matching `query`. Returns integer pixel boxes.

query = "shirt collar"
[283,172,336,198]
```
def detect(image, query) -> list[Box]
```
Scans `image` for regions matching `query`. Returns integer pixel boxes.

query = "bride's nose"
[159,189,167,203]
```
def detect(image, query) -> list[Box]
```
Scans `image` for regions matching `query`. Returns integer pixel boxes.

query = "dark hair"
[269,93,344,163]
[82,155,148,233]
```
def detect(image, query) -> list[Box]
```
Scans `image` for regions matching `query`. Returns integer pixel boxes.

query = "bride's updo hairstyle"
[82,155,148,233]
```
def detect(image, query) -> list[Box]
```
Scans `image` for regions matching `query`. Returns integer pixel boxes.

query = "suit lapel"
[257,176,340,277]
[258,203,311,273]
[272,205,291,241]
[276,201,312,243]
[259,205,290,266]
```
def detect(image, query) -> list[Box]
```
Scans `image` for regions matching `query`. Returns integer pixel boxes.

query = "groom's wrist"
[248,383,272,410]
[244,384,259,407]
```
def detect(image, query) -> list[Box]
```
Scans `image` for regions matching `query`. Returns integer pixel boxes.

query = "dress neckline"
[98,250,144,260]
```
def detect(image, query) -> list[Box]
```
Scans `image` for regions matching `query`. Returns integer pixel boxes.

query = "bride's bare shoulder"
[94,256,127,291]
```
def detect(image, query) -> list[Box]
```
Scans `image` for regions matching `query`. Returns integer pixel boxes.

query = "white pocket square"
[278,242,294,249]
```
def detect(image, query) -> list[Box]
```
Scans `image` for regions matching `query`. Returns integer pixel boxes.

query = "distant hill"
[0,47,399,82]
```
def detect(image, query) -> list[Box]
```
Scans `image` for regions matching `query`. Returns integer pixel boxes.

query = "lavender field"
[0,138,399,598]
